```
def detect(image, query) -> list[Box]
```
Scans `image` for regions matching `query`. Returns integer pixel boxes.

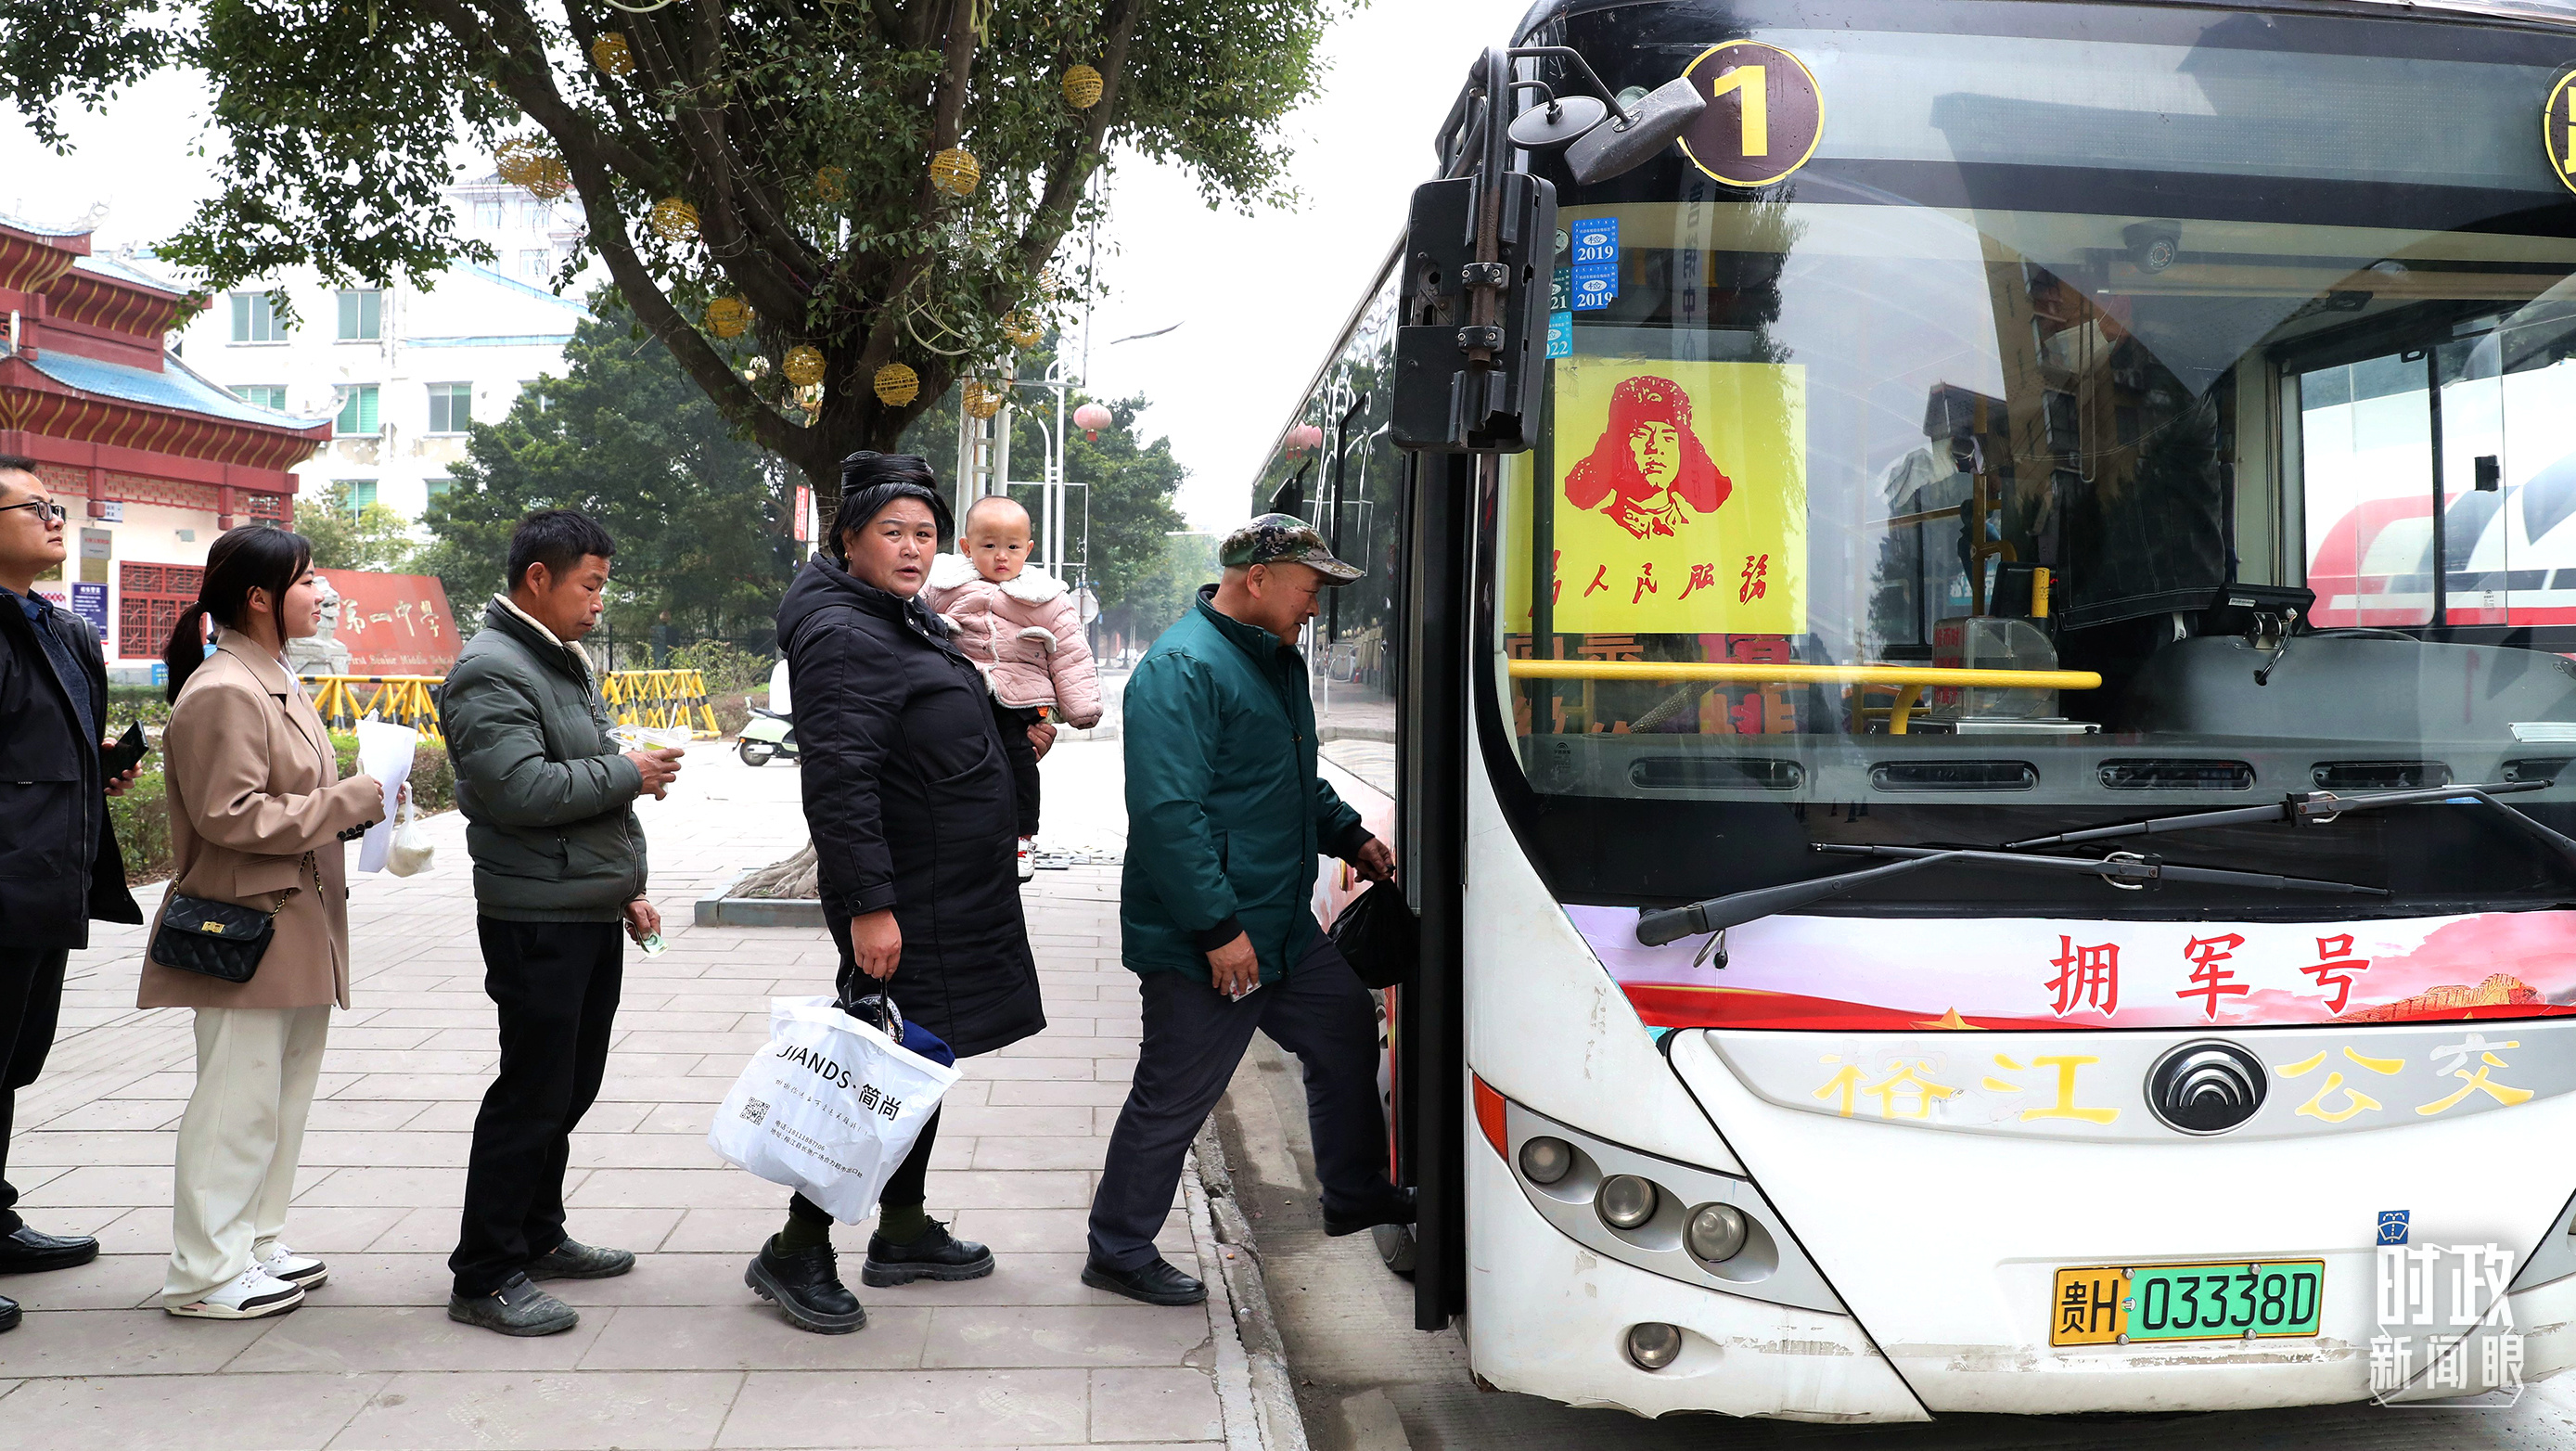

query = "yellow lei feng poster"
[1548,357,1806,635]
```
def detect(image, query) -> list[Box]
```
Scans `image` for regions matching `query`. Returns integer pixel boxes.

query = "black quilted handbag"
[150,853,315,983]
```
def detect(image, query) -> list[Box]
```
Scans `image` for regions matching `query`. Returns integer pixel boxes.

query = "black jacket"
[0,590,141,951]
[777,557,1044,1059]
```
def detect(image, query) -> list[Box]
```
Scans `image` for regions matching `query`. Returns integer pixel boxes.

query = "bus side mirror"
[1390,171,1557,455]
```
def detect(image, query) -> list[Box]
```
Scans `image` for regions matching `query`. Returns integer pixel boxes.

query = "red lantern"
[1073,402,1114,442]
[1286,422,1325,455]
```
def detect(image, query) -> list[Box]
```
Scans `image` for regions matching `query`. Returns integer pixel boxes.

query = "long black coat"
[0,592,140,952]
[777,557,1044,1059]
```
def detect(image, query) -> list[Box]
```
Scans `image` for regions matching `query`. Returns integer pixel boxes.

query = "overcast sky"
[0,1,1530,528]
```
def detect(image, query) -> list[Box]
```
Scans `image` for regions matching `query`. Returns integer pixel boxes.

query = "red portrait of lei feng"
[1564,375,1734,540]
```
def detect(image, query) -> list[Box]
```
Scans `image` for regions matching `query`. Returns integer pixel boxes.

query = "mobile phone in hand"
[100,721,149,777]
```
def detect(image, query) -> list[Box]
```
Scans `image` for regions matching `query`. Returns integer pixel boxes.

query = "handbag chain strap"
[264,852,321,918]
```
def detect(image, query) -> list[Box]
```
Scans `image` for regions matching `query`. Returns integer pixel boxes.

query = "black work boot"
[746,1236,866,1333]
[862,1218,994,1287]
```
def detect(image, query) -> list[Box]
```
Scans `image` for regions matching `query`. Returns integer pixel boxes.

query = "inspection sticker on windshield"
[2052,1261,2325,1347]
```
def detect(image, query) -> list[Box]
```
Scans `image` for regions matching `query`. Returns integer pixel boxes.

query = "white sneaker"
[170,1265,304,1319]
[1017,837,1036,881]
[258,1242,327,1288]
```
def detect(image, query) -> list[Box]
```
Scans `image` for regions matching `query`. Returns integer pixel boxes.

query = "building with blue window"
[173,170,594,526]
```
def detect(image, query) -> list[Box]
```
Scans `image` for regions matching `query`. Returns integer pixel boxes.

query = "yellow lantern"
[1001,313,1042,349]
[962,379,1005,419]
[929,148,981,199]
[783,345,827,388]
[873,362,921,407]
[1062,64,1105,109]
[591,33,634,77]
[816,165,847,202]
[650,197,699,242]
[705,297,753,339]
[494,136,546,187]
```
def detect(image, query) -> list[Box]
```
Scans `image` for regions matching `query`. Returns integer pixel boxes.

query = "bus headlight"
[1626,1321,1683,1370]
[1686,1202,1749,1263]
[1598,1174,1657,1229]
[1518,1136,1573,1185]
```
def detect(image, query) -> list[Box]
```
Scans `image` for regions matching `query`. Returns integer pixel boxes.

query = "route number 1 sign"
[1678,41,1824,189]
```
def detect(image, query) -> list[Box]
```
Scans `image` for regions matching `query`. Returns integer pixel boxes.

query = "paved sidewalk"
[0,741,1228,1450]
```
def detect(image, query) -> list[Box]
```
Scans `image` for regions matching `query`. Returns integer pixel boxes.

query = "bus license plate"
[2050,1261,2325,1346]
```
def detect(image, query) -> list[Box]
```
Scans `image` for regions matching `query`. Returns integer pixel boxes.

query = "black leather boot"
[862,1218,994,1287]
[746,1236,866,1333]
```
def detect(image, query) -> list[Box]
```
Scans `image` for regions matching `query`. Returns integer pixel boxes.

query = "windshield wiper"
[1633,843,2387,946]
[2002,779,2576,871]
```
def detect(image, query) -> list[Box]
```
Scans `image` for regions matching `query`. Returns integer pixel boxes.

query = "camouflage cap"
[1218,513,1364,583]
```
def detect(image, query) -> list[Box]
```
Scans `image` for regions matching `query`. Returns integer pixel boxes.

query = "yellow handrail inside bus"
[1504,660,2102,735]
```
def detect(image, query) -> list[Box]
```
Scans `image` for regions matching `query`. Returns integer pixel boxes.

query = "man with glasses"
[0,458,141,1334]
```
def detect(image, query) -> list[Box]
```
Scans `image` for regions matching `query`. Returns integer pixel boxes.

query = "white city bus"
[1262,0,2576,1420]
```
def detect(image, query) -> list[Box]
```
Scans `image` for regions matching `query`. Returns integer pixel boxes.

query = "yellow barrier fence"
[602,669,723,738]
[309,675,446,740]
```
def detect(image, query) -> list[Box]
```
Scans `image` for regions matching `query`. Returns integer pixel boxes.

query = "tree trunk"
[734,841,821,899]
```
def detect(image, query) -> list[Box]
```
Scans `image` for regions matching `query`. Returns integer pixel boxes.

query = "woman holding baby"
[747,452,1048,1335]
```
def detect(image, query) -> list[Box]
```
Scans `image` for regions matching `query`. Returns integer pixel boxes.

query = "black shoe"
[1082,1255,1206,1306]
[0,1291,18,1332]
[1324,1187,1417,1239]
[747,1237,866,1334]
[862,1219,993,1287]
[446,1273,579,1337]
[525,1238,635,1281]
[0,1224,99,1274]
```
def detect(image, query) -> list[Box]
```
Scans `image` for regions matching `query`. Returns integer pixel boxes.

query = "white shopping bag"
[709,995,959,1223]
[384,794,435,878]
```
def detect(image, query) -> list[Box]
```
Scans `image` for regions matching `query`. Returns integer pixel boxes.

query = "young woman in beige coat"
[145,527,383,1318]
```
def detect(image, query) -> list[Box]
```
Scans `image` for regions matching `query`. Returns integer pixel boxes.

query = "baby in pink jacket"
[922,496,1103,864]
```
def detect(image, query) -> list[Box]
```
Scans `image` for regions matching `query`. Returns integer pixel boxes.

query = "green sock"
[774,1215,831,1256]
[877,1201,931,1245]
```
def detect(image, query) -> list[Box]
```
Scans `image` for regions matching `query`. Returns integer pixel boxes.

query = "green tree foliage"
[893,339,1183,626]
[296,482,421,573]
[419,292,798,650]
[1106,530,1219,649]
[0,0,1348,507]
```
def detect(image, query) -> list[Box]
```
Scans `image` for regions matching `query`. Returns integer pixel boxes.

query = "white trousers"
[164,1004,330,1306]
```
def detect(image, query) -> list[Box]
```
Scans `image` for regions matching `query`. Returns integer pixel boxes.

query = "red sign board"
[318,570,463,675]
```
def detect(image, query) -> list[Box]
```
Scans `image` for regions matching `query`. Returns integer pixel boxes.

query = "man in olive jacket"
[439,510,682,1336]
[1084,516,1409,1307]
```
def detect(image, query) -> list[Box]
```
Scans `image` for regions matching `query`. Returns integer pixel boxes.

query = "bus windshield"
[1487,0,2576,919]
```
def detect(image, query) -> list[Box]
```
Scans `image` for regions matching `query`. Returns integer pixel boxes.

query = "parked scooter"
[738,704,798,766]
[739,659,800,767]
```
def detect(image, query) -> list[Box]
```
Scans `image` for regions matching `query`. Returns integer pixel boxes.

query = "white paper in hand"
[353,717,418,873]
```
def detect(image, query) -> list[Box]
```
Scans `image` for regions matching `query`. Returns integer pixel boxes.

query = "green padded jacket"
[1120,587,1370,984]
